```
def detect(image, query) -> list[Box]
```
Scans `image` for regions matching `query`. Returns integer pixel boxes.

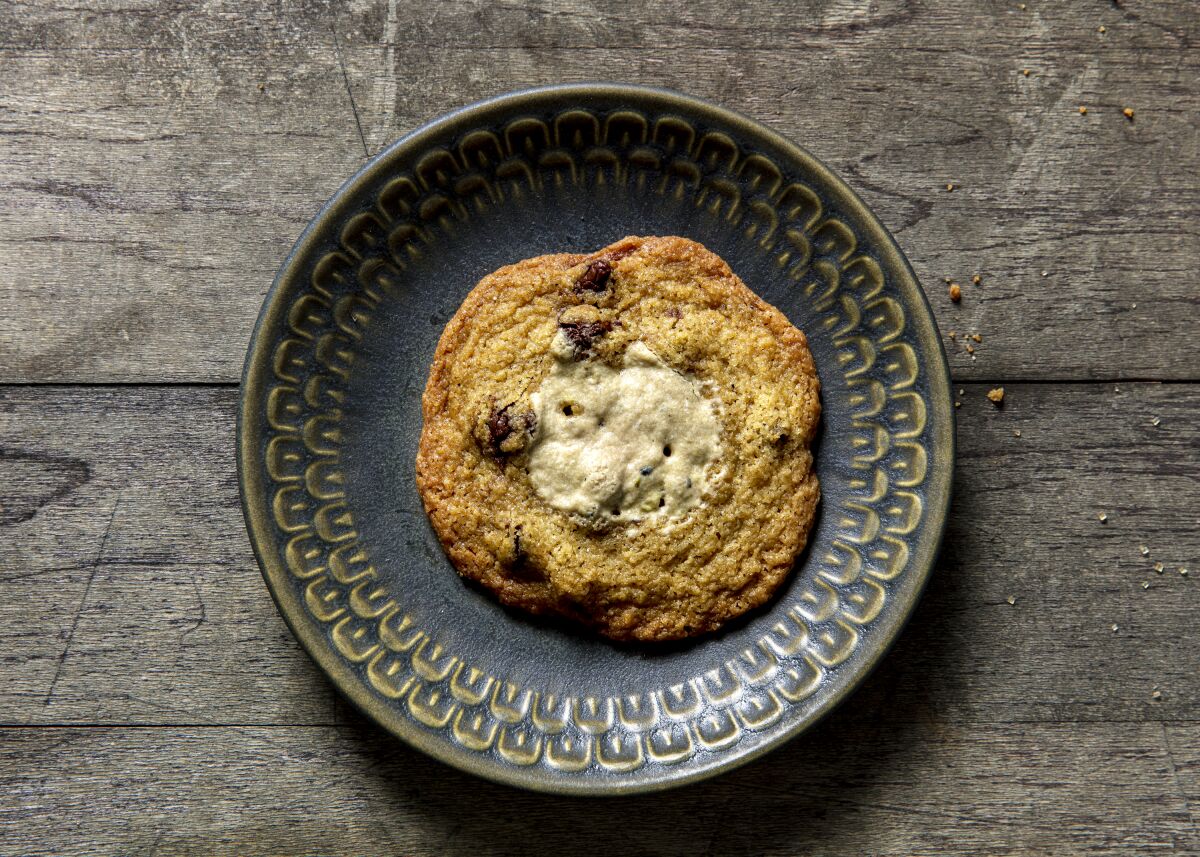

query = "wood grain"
[0,720,1196,855]
[0,386,340,727]
[0,1,1197,382]
[1,383,1195,729]
[3,0,1199,853]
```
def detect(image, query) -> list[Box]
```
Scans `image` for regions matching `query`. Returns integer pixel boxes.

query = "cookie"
[415,236,820,641]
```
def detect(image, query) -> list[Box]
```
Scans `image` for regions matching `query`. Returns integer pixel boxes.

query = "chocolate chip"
[574,259,613,293]
[508,527,545,581]
[486,403,535,455]
[486,404,515,451]
[558,319,612,355]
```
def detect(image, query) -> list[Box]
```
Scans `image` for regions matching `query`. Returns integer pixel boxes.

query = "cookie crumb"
[954,401,961,408]
[944,276,953,284]
[946,183,956,191]
[966,343,975,354]
[1154,562,1164,573]
[949,331,957,340]
[972,274,982,285]
[1182,568,1190,577]
[1021,69,1030,77]
[1078,105,1088,115]
[987,387,1005,404]
[1123,107,1134,120]
[949,283,962,302]
[1151,688,1162,700]
[1006,595,1016,605]
[1099,25,1107,33]
[1098,512,1108,523]
[1013,429,1022,437]
[972,333,982,343]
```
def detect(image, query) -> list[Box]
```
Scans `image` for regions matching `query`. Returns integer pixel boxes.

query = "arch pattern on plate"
[256,106,927,774]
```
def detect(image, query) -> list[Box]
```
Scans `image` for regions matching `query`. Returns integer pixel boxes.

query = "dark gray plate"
[238,83,954,795]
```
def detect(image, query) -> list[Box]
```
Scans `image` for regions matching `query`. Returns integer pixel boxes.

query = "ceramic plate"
[238,84,953,794]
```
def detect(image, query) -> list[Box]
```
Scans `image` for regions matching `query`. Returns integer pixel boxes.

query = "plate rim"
[238,81,955,795]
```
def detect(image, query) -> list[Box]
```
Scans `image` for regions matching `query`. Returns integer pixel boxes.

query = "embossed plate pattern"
[238,84,954,794]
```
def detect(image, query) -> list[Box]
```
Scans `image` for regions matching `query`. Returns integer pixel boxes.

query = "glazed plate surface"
[238,83,954,794]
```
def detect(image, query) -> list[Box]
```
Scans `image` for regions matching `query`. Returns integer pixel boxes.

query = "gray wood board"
[0,720,1197,856]
[2,383,1195,729]
[1,1,1197,382]
[3,0,1199,852]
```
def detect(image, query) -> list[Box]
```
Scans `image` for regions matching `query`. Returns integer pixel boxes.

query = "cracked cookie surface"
[415,235,821,641]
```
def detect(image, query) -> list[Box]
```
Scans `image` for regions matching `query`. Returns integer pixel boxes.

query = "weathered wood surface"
[1,0,1198,382]
[1,722,1197,856]
[3,0,1199,854]
[1,384,1198,854]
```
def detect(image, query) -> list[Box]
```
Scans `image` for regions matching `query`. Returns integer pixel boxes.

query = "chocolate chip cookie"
[415,236,821,641]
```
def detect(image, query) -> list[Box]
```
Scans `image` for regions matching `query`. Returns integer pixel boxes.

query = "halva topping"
[528,333,721,522]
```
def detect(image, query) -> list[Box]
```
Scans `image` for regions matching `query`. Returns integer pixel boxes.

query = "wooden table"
[2,1,1197,853]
